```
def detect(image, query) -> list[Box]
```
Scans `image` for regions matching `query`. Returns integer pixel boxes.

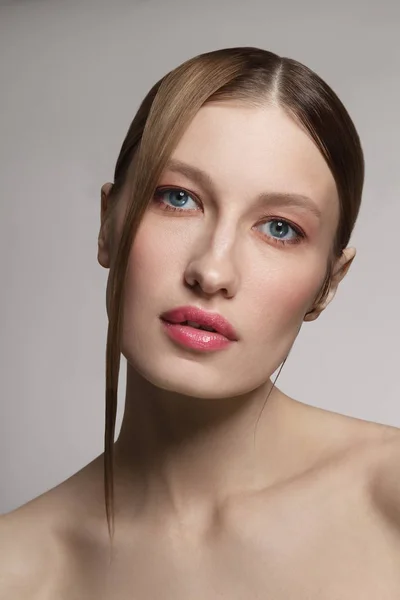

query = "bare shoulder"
[0,501,59,600]
[333,416,400,543]
[327,412,400,488]
[367,425,400,527]
[299,402,400,501]
[0,456,107,600]
[310,409,400,544]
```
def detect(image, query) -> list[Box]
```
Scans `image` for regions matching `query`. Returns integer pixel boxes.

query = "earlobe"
[303,309,319,322]
[330,247,356,289]
[337,247,356,279]
[303,247,356,323]
[97,230,110,269]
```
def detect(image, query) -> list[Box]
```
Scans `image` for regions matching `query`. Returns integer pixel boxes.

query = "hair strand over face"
[103,47,364,543]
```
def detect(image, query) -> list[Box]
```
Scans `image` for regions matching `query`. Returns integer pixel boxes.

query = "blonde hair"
[102,47,364,541]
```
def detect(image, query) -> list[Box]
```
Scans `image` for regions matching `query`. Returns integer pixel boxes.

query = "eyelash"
[152,186,305,247]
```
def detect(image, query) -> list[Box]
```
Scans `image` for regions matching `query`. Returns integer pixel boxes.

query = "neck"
[113,364,306,527]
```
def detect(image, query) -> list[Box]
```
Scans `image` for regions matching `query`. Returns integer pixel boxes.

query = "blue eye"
[257,219,303,245]
[155,188,199,211]
[153,188,304,246]
[262,220,295,239]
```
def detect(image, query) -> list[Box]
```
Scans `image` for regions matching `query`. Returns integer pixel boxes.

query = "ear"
[304,247,356,322]
[97,182,115,269]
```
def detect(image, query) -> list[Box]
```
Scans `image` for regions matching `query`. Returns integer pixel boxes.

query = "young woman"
[1,47,400,599]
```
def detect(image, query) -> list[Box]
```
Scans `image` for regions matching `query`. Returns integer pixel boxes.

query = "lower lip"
[161,320,233,352]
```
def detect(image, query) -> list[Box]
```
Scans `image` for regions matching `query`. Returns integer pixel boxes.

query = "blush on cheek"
[126,217,190,317]
[282,269,326,320]
[129,222,180,279]
[252,266,325,329]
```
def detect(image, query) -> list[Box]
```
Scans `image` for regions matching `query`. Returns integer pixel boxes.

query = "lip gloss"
[160,320,233,352]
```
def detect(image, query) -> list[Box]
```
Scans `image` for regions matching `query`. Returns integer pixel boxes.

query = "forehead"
[169,102,339,223]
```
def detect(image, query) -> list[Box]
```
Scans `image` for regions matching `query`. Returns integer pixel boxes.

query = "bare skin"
[2,103,400,598]
[1,398,400,599]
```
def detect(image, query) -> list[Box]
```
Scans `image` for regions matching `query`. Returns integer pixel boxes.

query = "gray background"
[0,0,399,514]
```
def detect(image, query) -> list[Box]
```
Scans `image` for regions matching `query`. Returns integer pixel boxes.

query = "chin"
[124,350,258,399]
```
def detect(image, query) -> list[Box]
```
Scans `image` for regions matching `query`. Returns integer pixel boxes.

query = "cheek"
[125,216,186,303]
[247,259,325,331]
[121,208,326,335]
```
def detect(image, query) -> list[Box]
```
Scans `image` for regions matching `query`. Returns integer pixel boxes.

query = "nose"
[184,234,240,299]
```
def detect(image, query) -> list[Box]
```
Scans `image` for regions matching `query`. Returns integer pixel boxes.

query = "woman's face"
[100,103,348,399]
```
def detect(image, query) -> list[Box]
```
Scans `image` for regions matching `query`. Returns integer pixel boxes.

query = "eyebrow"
[164,159,322,221]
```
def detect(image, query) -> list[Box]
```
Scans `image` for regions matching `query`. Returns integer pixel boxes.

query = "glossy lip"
[160,305,238,341]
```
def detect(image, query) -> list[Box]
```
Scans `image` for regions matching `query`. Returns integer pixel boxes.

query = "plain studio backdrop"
[0,0,399,514]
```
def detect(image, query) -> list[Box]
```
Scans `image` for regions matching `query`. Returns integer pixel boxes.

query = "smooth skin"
[1,103,400,599]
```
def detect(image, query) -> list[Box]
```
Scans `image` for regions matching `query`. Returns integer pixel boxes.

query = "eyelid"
[164,162,321,222]
[154,186,307,239]
[155,185,203,208]
[256,213,306,238]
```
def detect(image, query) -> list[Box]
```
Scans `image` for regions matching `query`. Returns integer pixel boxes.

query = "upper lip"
[160,306,238,341]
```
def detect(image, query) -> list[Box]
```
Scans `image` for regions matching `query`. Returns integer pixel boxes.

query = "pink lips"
[160,306,238,352]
